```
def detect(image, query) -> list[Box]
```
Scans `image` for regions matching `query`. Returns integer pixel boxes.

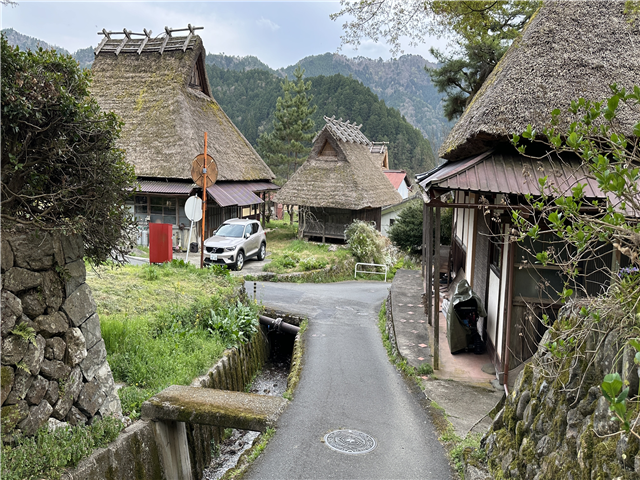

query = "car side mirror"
[245,232,250,239]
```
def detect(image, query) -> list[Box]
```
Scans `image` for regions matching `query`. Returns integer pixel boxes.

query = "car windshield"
[214,224,245,238]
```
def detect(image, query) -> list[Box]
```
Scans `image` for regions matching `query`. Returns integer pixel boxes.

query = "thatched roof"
[91,32,274,182]
[439,0,640,161]
[275,117,402,209]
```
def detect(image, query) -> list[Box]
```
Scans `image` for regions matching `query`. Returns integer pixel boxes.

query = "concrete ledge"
[141,386,288,432]
[62,420,163,480]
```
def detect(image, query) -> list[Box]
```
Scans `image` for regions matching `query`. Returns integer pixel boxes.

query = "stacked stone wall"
[482,328,640,479]
[1,227,121,439]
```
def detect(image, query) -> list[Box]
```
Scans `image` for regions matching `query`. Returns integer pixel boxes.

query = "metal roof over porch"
[206,182,279,207]
[417,150,605,199]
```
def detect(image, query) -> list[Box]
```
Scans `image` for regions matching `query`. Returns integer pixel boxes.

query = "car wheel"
[257,243,266,261]
[234,251,245,271]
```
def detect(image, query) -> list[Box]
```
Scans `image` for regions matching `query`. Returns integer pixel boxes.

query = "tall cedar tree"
[258,66,317,182]
[258,66,317,223]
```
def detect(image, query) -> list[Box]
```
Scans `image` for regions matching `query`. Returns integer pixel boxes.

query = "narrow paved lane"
[245,281,453,480]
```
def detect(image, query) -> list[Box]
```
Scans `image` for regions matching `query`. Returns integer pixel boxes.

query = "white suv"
[203,218,266,271]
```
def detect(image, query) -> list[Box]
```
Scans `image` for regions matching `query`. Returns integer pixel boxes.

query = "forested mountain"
[2,27,440,173]
[206,52,453,153]
[2,28,69,54]
[206,64,436,176]
[205,53,276,74]
[2,28,93,68]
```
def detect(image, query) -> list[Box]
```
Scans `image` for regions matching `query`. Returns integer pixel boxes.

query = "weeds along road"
[245,281,453,479]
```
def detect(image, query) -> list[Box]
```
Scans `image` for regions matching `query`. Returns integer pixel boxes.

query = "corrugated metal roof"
[419,151,605,199]
[207,183,264,207]
[138,180,194,194]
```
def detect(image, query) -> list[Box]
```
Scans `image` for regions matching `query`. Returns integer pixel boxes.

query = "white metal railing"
[354,262,388,282]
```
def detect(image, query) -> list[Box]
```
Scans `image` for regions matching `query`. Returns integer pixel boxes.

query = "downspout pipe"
[259,315,300,335]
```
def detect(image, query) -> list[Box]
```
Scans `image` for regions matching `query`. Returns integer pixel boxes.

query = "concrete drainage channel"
[63,312,303,480]
[203,317,296,480]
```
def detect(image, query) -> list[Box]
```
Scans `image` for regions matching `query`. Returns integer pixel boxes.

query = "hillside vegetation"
[206,64,436,176]
[207,52,453,153]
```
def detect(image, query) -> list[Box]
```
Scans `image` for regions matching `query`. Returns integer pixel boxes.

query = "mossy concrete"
[62,420,163,480]
[141,385,288,432]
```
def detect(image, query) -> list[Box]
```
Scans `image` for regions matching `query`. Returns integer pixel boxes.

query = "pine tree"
[258,66,317,183]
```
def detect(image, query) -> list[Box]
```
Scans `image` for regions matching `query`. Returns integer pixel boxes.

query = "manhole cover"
[324,430,376,455]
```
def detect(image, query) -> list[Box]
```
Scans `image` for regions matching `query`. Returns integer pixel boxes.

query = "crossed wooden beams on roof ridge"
[323,115,371,145]
[95,24,203,56]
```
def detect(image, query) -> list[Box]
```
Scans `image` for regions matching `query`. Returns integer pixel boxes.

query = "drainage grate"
[324,429,376,455]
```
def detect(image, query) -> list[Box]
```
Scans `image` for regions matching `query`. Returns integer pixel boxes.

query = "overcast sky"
[1,1,446,69]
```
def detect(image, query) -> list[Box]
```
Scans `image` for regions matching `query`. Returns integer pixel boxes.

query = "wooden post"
[434,206,441,371]
[426,206,433,326]
[200,132,207,269]
[422,202,427,294]
[261,193,266,229]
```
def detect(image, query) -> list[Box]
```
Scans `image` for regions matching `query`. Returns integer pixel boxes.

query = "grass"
[377,300,432,379]
[261,219,418,283]
[87,260,256,417]
[432,400,487,478]
[1,416,123,480]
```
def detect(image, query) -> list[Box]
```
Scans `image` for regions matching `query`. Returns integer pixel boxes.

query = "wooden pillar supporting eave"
[433,206,441,371]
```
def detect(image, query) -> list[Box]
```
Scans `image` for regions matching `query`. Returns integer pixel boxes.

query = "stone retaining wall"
[1,227,121,439]
[482,328,640,479]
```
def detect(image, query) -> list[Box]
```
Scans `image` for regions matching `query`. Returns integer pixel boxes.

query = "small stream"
[202,358,290,480]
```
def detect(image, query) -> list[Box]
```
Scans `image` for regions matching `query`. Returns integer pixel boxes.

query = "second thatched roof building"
[275,116,402,242]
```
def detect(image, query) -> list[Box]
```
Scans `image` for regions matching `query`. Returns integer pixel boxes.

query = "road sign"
[191,153,217,188]
[184,195,203,222]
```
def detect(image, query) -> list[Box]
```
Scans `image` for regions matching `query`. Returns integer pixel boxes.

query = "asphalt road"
[245,281,453,480]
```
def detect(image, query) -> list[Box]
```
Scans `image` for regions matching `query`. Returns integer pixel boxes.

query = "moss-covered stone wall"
[482,329,640,479]
[1,227,121,440]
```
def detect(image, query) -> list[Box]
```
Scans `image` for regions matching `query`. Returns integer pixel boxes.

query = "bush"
[0,36,137,265]
[345,220,387,265]
[388,200,452,251]
[299,257,328,271]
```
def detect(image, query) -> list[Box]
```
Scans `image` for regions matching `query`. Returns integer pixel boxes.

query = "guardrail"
[354,262,388,282]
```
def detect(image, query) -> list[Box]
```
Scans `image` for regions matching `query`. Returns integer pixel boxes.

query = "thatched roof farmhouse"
[275,116,402,241]
[416,1,640,382]
[439,0,640,161]
[91,26,277,243]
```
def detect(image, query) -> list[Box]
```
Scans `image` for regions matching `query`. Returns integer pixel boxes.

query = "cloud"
[256,17,280,32]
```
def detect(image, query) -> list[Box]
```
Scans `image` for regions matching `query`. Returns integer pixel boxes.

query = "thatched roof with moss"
[439,0,640,161]
[274,118,402,209]
[91,34,274,181]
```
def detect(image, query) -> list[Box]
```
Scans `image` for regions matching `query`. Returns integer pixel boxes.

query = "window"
[251,223,260,235]
[490,219,504,274]
[134,196,148,222]
[150,197,177,225]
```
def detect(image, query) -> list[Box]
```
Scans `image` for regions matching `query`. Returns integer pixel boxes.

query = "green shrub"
[388,201,452,251]
[299,257,328,271]
[205,300,259,345]
[272,252,300,269]
[1,416,123,480]
[345,220,387,265]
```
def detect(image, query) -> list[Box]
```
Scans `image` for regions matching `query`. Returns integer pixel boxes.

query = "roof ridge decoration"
[323,115,371,146]
[95,25,203,56]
